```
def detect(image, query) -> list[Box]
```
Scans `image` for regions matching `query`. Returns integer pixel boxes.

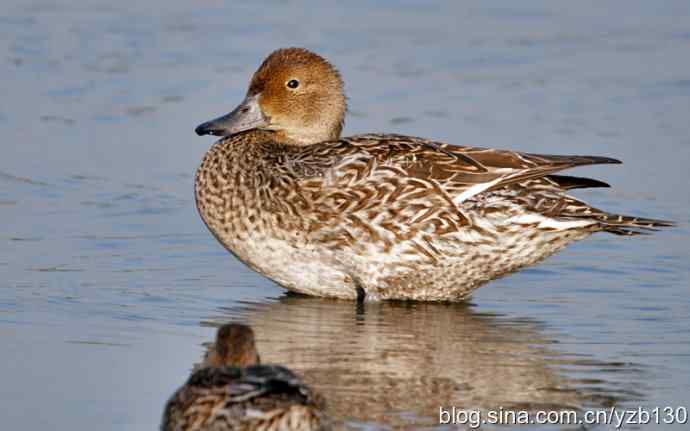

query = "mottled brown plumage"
[162,324,328,431]
[194,48,673,301]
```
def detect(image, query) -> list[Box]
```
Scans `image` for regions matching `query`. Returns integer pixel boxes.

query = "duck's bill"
[195,94,267,137]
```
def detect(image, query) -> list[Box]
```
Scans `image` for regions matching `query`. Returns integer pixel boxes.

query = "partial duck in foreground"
[194,47,673,301]
[162,323,328,431]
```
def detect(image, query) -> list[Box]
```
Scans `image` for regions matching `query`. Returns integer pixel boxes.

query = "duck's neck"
[270,118,343,145]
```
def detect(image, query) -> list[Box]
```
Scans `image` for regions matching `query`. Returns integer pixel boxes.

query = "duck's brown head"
[195,48,346,145]
[204,323,261,368]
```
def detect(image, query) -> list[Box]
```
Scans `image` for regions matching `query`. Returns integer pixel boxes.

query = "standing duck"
[194,48,672,301]
[162,324,328,431]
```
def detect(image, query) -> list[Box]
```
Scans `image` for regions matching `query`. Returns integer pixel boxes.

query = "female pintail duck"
[162,323,328,431]
[194,48,673,302]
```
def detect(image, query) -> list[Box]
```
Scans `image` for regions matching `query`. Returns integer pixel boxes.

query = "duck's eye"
[286,79,300,89]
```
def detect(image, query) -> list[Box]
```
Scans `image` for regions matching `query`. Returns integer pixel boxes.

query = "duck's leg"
[355,286,366,303]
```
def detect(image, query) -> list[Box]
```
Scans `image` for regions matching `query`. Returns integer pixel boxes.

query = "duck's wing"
[162,366,324,431]
[320,133,621,204]
[281,134,671,250]
[543,174,611,190]
[240,365,322,406]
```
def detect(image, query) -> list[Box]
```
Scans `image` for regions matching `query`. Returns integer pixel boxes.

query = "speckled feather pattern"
[162,365,327,431]
[195,131,670,301]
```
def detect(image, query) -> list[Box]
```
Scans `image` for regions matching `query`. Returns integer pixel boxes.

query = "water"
[1,0,689,429]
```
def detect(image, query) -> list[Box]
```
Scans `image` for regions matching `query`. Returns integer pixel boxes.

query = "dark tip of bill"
[195,122,214,136]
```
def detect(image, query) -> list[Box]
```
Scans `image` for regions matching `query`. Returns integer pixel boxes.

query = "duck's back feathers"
[289,133,620,205]
[162,365,326,431]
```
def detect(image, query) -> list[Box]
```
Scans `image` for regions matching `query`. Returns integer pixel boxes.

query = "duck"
[194,47,673,302]
[162,323,328,431]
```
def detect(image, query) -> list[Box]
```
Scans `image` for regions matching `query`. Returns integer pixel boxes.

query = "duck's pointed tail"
[593,213,675,236]
[554,196,674,236]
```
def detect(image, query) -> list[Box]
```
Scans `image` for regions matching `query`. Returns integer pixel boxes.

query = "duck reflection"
[202,295,637,429]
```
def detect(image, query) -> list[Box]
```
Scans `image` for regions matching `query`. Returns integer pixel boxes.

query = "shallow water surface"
[1,0,689,430]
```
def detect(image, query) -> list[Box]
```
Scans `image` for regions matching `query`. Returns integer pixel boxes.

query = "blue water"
[1,1,689,429]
